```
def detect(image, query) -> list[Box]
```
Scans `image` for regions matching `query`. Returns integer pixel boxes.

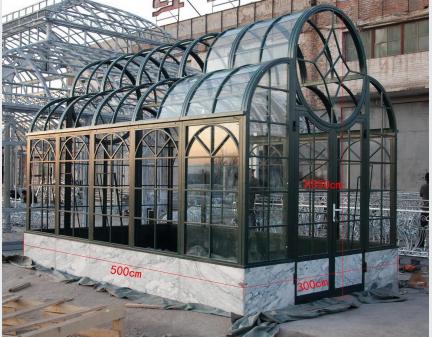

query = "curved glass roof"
[31,4,377,132]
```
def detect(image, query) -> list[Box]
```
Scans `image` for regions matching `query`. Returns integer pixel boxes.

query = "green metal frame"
[26,5,397,299]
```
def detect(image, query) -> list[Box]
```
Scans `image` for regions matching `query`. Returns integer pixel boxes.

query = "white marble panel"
[296,258,329,296]
[24,233,57,268]
[177,258,244,314]
[365,249,398,291]
[335,253,362,288]
[244,263,295,315]
[24,233,246,314]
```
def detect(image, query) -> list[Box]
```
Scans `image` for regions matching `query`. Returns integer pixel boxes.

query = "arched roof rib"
[33,4,394,133]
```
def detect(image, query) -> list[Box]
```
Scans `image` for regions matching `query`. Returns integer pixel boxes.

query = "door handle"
[332,203,342,222]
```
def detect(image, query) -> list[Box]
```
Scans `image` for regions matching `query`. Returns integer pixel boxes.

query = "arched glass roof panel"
[158,75,201,119]
[214,64,261,114]
[233,20,273,67]
[185,69,233,116]
[134,79,176,121]
[205,28,243,72]
[261,13,301,62]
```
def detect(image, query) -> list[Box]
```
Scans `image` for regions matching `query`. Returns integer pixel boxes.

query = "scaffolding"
[2,0,175,225]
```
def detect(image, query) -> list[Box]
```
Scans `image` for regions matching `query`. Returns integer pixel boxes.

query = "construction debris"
[2,296,125,337]
[8,281,31,293]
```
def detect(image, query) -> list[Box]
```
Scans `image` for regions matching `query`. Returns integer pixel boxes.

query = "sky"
[1,0,259,24]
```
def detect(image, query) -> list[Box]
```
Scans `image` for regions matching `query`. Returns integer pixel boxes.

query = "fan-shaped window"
[134,128,179,252]
[185,124,239,262]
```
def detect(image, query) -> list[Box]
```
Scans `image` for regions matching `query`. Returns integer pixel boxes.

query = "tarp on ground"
[4,255,405,337]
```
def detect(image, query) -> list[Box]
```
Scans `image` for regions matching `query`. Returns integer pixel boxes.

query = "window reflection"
[185,123,239,262]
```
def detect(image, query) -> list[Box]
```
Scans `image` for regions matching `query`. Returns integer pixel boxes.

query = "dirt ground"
[2,263,231,337]
[2,262,429,337]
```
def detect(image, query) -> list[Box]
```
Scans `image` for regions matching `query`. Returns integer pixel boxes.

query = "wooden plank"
[19,305,125,337]
[8,282,31,293]
[3,305,107,334]
[3,295,22,305]
[75,328,120,337]
[3,298,73,320]
[112,318,124,337]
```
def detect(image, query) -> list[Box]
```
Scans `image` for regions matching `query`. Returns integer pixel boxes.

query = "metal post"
[3,122,11,226]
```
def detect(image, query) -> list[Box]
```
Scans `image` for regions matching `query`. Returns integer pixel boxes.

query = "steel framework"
[2,0,175,224]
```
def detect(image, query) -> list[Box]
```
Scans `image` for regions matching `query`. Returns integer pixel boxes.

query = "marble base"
[24,233,295,315]
[24,233,398,314]
[296,258,329,296]
[365,248,398,291]
[335,253,362,288]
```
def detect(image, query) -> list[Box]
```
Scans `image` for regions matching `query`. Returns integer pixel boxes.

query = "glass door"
[296,121,366,303]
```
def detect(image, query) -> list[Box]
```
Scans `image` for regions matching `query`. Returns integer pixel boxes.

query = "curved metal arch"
[30,97,69,132]
[242,58,292,113]
[210,64,254,114]
[257,12,302,61]
[157,39,204,81]
[42,97,78,131]
[100,54,135,91]
[98,56,138,93]
[368,76,397,131]
[185,123,240,156]
[70,60,106,96]
[119,51,160,87]
[156,75,201,119]
[133,78,178,121]
[203,28,238,72]
[181,68,229,117]
[136,45,180,84]
[58,90,113,129]
[228,21,262,68]
[287,4,368,130]
[90,85,136,126]
[178,32,219,77]
[135,128,179,156]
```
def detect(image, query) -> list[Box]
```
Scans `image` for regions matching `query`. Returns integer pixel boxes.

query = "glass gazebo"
[26,4,397,314]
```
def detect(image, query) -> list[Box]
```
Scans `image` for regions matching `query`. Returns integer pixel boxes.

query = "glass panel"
[418,20,429,51]
[206,28,242,72]
[387,25,401,56]
[186,224,209,257]
[262,13,301,62]
[186,70,230,116]
[404,21,418,53]
[214,65,259,114]
[234,20,273,67]
[134,128,179,252]
[211,226,237,261]
[158,76,200,119]
[374,27,388,57]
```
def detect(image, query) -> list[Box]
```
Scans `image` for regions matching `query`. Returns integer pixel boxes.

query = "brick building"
[163,0,429,191]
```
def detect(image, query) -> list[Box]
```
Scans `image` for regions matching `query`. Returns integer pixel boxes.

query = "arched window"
[94,133,129,245]
[134,129,178,252]
[29,139,55,232]
[185,124,239,262]
[59,136,89,239]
